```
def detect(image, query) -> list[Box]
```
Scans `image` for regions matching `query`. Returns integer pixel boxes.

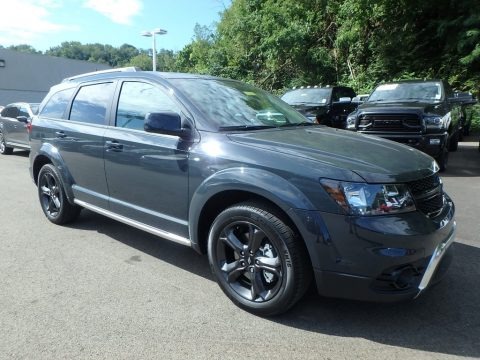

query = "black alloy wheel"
[38,164,81,224]
[0,132,13,155]
[208,202,311,316]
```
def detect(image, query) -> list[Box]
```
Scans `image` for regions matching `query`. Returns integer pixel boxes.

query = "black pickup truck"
[346,80,470,171]
[281,86,358,128]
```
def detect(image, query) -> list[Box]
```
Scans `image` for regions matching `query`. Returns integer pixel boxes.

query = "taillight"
[27,122,32,133]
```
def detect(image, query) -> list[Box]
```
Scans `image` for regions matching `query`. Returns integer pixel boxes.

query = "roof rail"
[62,67,140,82]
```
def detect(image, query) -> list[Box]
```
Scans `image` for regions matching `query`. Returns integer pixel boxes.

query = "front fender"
[188,167,330,268]
[32,143,76,204]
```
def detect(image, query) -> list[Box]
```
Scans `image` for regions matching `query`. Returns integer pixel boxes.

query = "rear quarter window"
[40,88,75,119]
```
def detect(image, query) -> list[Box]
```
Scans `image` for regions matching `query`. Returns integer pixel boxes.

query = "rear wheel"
[207,202,311,316]
[38,164,81,224]
[0,132,13,155]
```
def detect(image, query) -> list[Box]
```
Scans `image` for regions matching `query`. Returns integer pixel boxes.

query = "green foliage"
[3,0,479,99]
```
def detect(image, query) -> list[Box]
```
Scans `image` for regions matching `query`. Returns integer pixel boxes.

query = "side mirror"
[16,116,29,123]
[144,112,191,139]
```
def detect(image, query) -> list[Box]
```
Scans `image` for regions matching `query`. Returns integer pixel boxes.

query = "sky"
[0,0,230,52]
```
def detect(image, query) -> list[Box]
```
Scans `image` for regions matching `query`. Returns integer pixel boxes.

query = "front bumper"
[357,131,448,158]
[292,194,455,302]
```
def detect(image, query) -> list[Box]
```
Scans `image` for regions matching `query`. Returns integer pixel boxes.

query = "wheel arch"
[189,167,322,269]
[31,144,76,204]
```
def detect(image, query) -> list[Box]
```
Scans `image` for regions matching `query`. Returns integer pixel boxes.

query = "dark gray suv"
[29,68,456,315]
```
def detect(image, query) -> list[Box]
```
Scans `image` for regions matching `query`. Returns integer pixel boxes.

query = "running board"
[74,199,191,247]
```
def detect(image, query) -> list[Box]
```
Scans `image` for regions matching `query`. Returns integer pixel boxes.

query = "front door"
[104,80,190,238]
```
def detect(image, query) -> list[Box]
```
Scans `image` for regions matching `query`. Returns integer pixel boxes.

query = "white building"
[0,49,111,105]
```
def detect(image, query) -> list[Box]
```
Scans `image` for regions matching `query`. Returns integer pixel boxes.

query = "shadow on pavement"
[70,211,479,358]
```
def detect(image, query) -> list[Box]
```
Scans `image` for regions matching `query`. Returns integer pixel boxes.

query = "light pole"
[141,28,167,71]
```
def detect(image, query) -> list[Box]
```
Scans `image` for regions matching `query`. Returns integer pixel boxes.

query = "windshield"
[281,88,332,105]
[368,82,443,102]
[171,78,309,130]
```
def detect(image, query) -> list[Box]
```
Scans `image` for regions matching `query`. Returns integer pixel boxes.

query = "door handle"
[105,140,123,152]
[55,131,67,138]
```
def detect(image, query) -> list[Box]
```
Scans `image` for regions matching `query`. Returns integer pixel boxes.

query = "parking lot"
[0,138,479,360]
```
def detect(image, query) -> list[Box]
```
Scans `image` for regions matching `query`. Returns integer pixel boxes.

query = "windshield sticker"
[377,84,398,91]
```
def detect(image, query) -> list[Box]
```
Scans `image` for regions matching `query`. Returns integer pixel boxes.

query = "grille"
[407,174,444,216]
[408,174,441,195]
[359,113,422,131]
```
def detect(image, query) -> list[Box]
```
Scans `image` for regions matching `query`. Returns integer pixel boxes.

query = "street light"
[141,28,167,71]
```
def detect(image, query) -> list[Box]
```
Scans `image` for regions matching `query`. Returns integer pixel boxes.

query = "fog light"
[430,138,441,145]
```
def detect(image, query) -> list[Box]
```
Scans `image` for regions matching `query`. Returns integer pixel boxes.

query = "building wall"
[0,49,111,105]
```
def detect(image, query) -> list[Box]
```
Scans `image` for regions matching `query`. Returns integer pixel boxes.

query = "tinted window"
[116,81,182,131]
[332,87,356,101]
[40,88,75,119]
[2,106,19,118]
[281,88,332,105]
[70,83,114,125]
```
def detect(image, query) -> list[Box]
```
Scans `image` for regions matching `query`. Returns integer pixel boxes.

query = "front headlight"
[320,180,416,216]
[346,114,356,129]
[425,115,446,129]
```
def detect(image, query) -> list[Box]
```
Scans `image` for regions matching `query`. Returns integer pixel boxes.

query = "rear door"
[38,82,116,208]
[103,80,190,238]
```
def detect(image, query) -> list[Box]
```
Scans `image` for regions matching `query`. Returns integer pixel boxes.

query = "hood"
[358,101,442,115]
[228,127,436,183]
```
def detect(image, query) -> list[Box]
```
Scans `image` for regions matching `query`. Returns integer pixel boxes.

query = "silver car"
[0,102,39,154]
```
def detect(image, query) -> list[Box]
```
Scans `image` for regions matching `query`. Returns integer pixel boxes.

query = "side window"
[19,106,30,118]
[70,82,114,125]
[40,87,75,119]
[4,106,19,118]
[116,81,182,131]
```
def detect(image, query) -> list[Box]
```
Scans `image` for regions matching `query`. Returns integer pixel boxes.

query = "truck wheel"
[448,132,459,152]
[0,132,13,155]
[436,149,448,172]
[207,202,311,316]
[38,164,81,224]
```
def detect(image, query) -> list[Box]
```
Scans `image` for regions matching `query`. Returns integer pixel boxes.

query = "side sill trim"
[74,199,192,247]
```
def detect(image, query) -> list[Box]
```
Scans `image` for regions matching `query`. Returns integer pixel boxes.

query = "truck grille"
[359,113,422,132]
[407,174,445,217]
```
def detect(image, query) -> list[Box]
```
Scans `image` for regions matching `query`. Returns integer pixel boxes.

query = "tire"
[37,164,81,225]
[436,148,448,172]
[207,201,311,316]
[0,131,13,155]
[448,132,459,152]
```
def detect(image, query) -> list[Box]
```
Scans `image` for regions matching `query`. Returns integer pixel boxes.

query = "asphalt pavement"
[0,137,479,360]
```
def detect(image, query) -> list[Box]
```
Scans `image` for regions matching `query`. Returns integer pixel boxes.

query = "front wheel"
[38,164,81,224]
[0,132,13,155]
[207,202,311,316]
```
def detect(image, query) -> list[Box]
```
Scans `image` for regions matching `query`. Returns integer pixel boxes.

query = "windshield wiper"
[218,125,276,131]
[280,121,316,127]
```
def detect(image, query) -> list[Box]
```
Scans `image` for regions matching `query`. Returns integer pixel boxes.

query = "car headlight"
[425,115,446,129]
[346,114,356,129]
[320,179,416,216]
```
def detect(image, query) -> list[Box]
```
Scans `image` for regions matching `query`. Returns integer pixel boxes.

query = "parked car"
[30,68,455,315]
[0,102,39,154]
[346,80,471,171]
[281,86,358,128]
